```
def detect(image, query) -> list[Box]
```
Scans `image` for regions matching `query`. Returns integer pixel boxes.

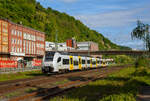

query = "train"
[42,51,113,73]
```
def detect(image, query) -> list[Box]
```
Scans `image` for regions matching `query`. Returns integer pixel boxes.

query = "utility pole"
[55,29,58,51]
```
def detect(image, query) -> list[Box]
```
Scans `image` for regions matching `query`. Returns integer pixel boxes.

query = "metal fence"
[0,66,41,74]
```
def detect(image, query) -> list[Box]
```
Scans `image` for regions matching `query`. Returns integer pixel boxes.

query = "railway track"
[0,65,131,101]
[0,68,102,94]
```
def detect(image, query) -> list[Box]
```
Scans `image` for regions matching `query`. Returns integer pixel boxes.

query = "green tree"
[131,20,150,51]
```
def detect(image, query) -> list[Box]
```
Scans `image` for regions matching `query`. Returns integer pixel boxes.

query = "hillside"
[0,0,131,50]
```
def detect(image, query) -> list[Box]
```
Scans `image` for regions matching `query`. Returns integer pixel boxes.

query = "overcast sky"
[36,0,150,50]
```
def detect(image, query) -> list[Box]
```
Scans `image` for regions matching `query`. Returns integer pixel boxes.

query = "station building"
[0,18,45,68]
[45,41,75,51]
[77,41,99,51]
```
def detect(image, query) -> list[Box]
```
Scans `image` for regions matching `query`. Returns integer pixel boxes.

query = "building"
[66,38,77,49]
[45,42,55,51]
[58,42,68,51]
[0,19,45,68]
[77,41,99,51]
[45,41,99,52]
[45,41,75,51]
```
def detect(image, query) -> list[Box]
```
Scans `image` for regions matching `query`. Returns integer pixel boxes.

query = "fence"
[0,66,41,74]
[0,60,42,73]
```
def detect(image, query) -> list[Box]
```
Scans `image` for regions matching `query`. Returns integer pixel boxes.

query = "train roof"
[45,51,93,57]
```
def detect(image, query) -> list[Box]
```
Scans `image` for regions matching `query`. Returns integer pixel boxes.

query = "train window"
[82,60,85,64]
[57,57,61,63]
[100,61,102,64]
[45,52,55,61]
[87,60,90,64]
[63,59,69,65]
[92,61,96,65]
[74,61,78,65]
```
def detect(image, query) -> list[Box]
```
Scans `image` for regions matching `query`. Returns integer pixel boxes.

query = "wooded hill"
[0,0,131,50]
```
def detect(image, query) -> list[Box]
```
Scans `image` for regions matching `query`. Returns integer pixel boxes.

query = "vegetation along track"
[3,65,131,101]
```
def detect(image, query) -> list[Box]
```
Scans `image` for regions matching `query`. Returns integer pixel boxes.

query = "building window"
[2,28,8,33]
[17,31,19,37]
[29,42,30,54]
[14,30,16,35]
[11,47,14,52]
[23,32,26,39]
[23,41,25,53]
[17,48,19,53]
[31,35,33,40]
[27,34,29,39]
[20,31,22,37]
[20,40,22,45]
[14,39,16,44]
[20,48,22,53]
[18,39,19,44]
[11,39,13,44]
[34,36,36,41]
[14,47,16,52]
[11,29,14,35]
[34,43,36,54]
[26,41,28,53]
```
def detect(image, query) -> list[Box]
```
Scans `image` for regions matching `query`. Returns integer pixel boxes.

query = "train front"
[42,51,55,73]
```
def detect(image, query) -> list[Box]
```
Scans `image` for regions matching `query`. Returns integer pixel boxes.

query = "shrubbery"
[135,56,150,68]
[104,55,134,65]
[115,55,134,64]
[133,56,150,76]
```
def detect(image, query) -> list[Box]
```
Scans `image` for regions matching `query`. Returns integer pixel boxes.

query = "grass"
[50,66,150,101]
[25,87,38,93]
[55,79,70,85]
[0,63,130,82]
[0,70,43,82]
[4,91,21,98]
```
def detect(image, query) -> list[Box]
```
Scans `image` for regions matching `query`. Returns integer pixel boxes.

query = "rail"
[68,50,150,55]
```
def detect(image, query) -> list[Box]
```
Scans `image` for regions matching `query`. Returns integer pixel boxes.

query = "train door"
[78,56,82,70]
[90,58,92,68]
[103,61,106,67]
[96,58,98,68]
[85,57,87,68]
[69,56,73,70]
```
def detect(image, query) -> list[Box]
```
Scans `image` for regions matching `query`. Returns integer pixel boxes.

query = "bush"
[135,57,150,68]
[134,56,150,76]
[107,55,134,64]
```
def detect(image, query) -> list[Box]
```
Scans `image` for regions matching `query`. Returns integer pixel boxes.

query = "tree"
[131,20,150,51]
[0,0,130,50]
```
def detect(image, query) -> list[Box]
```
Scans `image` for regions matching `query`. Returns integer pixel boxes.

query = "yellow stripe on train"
[78,56,82,70]
[69,56,73,70]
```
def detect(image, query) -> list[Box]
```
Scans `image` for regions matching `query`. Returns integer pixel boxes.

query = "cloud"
[75,7,149,28]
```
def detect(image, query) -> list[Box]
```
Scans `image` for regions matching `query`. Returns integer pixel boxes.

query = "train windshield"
[45,52,55,61]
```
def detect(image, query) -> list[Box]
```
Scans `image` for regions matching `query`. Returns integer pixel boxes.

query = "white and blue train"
[42,51,113,73]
